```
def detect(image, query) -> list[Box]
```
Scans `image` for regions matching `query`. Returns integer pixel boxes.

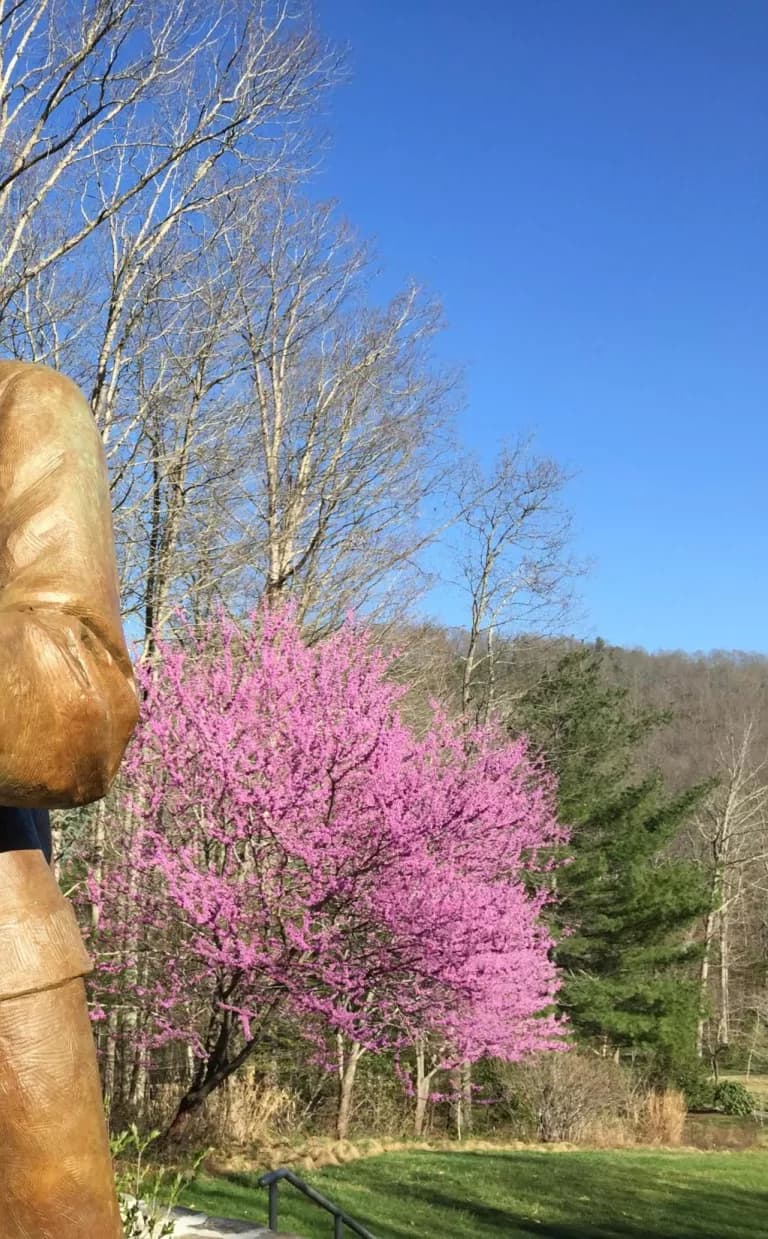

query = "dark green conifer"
[514,641,711,1081]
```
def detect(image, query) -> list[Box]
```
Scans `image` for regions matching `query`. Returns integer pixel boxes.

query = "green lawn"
[179,1147,768,1238]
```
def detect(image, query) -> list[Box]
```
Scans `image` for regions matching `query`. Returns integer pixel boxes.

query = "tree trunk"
[90,799,108,931]
[485,627,496,723]
[413,1086,429,1138]
[164,1015,271,1141]
[166,1070,236,1143]
[414,1042,432,1137]
[697,902,717,1058]
[718,903,730,1048]
[460,1061,473,1136]
[746,1012,761,1078]
[128,1034,148,1116]
[101,1007,118,1112]
[449,1066,463,1140]
[336,1038,364,1141]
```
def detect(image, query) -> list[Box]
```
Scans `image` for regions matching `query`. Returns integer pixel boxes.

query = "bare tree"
[191,188,458,636]
[450,441,578,724]
[0,1,340,655]
[694,718,768,1061]
[0,0,334,330]
[0,4,462,650]
[431,441,579,1138]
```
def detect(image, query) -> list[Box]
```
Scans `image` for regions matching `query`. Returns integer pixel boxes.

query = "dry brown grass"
[204,1134,581,1177]
[579,1114,637,1148]
[135,1066,716,1170]
[161,1072,300,1150]
[683,1113,762,1151]
[640,1089,687,1146]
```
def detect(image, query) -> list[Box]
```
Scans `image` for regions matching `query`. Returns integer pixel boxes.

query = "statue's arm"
[0,362,139,809]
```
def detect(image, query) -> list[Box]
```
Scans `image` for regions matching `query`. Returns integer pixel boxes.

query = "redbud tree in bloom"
[86,606,567,1137]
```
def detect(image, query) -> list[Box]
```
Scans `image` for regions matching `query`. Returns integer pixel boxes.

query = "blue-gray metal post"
[268,1181,279,1231]
[335,1214,344,1239]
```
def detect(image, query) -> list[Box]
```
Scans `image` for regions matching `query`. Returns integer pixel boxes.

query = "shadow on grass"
[397,1184,768,1239]
[188,1149,768,1239]
[381,1152,768,1239]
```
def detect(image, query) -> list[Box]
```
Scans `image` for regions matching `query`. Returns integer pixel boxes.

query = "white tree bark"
[454,441,577,723]
[695,719,768,1059]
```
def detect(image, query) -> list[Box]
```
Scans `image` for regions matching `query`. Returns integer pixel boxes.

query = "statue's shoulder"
[0,359,86,401]
[0,360,91,434]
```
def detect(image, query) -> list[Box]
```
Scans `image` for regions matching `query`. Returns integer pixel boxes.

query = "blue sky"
[313,0,768,653]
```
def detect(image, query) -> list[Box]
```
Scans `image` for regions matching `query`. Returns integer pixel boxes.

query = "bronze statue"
[0,360,139,1237]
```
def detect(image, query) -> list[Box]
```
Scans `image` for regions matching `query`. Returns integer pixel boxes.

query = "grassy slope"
[180,1147,768,1238]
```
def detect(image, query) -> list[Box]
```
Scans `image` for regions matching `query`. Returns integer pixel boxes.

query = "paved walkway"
[163,1206,269,1236]
[153,1204,303,1238]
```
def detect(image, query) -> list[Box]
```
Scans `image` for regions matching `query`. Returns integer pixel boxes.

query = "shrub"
[680,1071,716,1112]
[713,1081,756,1117]
[497,1051,635,1143]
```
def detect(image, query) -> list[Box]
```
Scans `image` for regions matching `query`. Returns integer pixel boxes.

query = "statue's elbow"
[56,678,140,808]
[64,766,112,808]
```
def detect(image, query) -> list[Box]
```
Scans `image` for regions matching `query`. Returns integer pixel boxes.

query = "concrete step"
[164,1205,271,1236]
[135,1202,304,1238]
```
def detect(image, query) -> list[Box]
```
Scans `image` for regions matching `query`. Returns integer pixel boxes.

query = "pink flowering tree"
[86,606,566,1138]
[345,713,567,1136]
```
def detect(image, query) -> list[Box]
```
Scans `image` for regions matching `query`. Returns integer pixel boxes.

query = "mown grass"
[179,1146,768,1238]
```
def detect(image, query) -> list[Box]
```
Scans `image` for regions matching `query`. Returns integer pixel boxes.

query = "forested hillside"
[394,624,768,1085]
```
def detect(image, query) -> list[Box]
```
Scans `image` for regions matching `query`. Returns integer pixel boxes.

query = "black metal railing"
[258,1167,377,1239]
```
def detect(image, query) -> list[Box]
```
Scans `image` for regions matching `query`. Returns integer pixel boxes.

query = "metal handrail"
[258,1167,378,1239]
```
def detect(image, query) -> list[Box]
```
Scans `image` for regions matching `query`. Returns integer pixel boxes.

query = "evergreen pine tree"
[514,641,711,1082]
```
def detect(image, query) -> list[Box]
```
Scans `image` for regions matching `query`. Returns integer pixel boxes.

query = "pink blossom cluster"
[86,606,567,1077]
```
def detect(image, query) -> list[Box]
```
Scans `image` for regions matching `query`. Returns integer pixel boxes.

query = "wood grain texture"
[0,362,139,1235]
[0,979,123,1237]
[0,360,139,809]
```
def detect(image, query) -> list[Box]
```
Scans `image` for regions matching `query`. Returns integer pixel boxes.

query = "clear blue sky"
[314,0,768,654]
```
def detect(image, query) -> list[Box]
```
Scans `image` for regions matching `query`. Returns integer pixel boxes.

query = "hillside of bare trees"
[399,624,768,1079]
